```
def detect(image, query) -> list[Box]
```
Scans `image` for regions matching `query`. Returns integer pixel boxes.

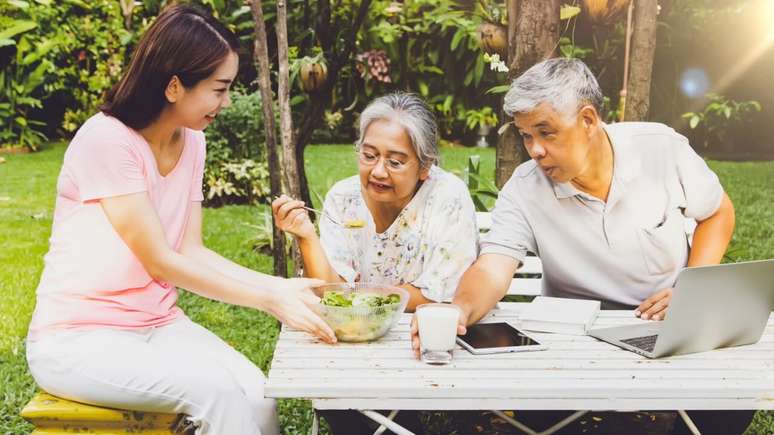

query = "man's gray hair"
[357,92,439,168]
[503,58,604,119]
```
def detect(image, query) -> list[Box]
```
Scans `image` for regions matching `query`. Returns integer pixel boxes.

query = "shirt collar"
[552,180,581,199]
[605,123,640,185]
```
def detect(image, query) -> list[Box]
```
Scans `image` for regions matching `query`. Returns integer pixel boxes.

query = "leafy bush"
[203,89,271,207]
[682,94,762,150]
[0,18,51,150]
[0,0,134,149]
[462,155,498,211]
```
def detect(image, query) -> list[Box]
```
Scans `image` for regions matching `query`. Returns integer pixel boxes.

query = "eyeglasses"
[357,150,414,172]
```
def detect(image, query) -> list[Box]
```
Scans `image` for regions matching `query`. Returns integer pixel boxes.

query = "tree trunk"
[276,1,302,200]
[496,0,560,188]
[249,0,288,278]
[275,0,305,276]
[624,0,658,121]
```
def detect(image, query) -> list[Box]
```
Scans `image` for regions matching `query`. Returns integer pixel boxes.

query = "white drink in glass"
[416,303,460,365]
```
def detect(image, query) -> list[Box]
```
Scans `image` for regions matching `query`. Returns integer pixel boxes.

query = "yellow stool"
[21,392,193,434]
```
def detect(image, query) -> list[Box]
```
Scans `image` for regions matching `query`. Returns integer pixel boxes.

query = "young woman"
[273,92,479,434]
[26,6,335,435]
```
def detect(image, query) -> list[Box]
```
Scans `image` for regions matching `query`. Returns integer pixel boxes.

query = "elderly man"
[412,58,750,434]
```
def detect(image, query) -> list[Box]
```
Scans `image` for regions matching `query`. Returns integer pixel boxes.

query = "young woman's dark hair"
[101,5,240,130]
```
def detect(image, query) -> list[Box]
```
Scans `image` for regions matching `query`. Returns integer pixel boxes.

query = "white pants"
[27,317,279,435]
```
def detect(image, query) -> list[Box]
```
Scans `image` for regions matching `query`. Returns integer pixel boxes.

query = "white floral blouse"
[319,165,479,302]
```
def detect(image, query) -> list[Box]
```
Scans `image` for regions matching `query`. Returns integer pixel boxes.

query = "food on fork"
[343,219,365,228]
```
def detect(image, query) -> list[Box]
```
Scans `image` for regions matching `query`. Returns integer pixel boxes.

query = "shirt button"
[160,282,170,288]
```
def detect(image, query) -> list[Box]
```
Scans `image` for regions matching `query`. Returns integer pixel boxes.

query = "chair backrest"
[476,212,542,297]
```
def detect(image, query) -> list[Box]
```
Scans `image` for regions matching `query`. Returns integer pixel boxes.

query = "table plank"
[269,368,771,380]
[267,378,774,399]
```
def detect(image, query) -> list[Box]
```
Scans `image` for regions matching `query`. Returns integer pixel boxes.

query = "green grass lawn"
[1,143,772,434]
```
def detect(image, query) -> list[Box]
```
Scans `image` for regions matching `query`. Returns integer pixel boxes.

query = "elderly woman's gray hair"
[503,58,604,120]
[357,92,439,168]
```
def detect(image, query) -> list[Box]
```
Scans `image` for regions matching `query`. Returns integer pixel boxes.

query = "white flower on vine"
[484,53,509,73]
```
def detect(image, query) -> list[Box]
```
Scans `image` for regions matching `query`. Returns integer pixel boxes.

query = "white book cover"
[519,296,601,335]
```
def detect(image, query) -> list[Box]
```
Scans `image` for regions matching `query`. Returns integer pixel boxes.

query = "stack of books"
[519,296,601,335]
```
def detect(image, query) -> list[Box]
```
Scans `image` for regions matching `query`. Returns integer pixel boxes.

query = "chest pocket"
[637,207,689,275]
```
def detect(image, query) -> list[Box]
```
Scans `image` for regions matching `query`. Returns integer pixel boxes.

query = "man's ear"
[578,104,600,130]
[165,75,183,104]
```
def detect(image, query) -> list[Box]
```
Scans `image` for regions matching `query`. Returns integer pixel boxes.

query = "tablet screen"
[458,322,540,348]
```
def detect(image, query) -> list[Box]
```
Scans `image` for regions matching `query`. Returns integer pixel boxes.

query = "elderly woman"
[273,92,478,434]
[272,92,478,310]
[411,58,749,434]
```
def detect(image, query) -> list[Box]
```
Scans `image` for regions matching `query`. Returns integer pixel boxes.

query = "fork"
[301,205,346,227]
[274,196,362,228]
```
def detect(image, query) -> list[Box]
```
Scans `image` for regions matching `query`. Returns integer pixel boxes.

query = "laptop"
[589,259,774,358]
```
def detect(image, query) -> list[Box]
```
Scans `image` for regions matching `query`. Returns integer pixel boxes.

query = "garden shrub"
[203,88,271,207]
[0,0,135,149]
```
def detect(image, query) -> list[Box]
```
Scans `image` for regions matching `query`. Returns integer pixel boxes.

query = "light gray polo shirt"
[480,122,724,306]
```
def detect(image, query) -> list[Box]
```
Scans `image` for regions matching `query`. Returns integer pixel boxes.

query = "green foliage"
[461,106,498,132]
[601,95,622,124]
[0,18,51,150]
[0,0,134,150]
[473,0,507,25]
[559,36,594,59]
[560,4,582,21]
[342,0,506,140]
[461,154,499,211]
[682,94,762,148]
[244,207,283,255]
[203,89,271,207]
[0,0,259,151]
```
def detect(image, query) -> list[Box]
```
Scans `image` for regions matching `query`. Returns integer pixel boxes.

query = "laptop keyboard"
[621,335,659,353]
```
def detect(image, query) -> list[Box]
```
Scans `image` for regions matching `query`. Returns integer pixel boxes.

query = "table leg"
[359,410,415,435]
[677,410,701,435]
[541,410,588,435]
[373,410,400,435]
[491,410,540,435]
[492,410,588,435]
[310,409,319,435]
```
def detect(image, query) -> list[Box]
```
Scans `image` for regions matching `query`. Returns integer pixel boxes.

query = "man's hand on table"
[410,304,469,359]
[635,287,673,321]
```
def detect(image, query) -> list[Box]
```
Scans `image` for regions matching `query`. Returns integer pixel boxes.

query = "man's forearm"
[452,255,517,325]
[688,193,735,267]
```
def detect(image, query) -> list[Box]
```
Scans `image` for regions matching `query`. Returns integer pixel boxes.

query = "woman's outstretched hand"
[269,277,337,344]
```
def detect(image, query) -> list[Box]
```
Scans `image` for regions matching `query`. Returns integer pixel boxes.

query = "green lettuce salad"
[321,291,401,308]
[318,290,403,342]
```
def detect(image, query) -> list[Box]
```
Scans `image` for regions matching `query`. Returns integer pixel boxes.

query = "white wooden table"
[266,303,774,435]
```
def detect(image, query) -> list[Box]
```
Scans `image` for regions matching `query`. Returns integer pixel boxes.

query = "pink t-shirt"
[28,113,206,339]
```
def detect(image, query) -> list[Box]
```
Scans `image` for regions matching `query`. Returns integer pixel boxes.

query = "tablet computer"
[456,322,547,354]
